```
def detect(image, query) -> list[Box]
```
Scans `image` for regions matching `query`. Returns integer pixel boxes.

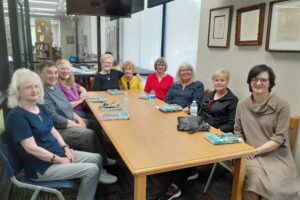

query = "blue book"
[99,104,123,111]
[157,104,182,112]
[204,133,241,145]
[107,89,123,95]
[103,112,129,120]
[86,96,106,103]
[139,94,150,99]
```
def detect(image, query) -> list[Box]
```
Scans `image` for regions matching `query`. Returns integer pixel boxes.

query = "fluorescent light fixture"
[30,7,56,11]
[29,0,57,5]
[30,12,56,16]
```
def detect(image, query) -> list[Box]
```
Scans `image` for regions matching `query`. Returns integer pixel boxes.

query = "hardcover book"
[204,133,241,145]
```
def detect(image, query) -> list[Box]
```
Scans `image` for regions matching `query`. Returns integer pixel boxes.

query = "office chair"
[0,132,77,200]
[203,115,300,193]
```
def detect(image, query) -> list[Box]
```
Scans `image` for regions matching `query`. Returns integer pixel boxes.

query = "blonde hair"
[56,59,75,88]
[212,68,230,81]
[8,68,44,108]
[98,53,114,73]
[122,60,136,72]
[175,62,195,83]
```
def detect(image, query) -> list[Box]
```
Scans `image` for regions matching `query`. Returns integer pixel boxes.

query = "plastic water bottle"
[149,89,156,108]
[190,100,198,116]
[123,92,129,113]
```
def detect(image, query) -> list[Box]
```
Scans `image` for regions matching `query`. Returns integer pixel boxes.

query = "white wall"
[197,0,300,172]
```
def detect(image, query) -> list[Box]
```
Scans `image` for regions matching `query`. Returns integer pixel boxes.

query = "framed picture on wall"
[266,0,300,52]
[207,5,233,48]
[235,3,265,46]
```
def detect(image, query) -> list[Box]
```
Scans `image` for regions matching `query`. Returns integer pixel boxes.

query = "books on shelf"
[107,89,123,95]
[157,104,183,112]
[204,133,241,145]
[86,96,106,103]
[99,103,123,111]
[102,112,129,120]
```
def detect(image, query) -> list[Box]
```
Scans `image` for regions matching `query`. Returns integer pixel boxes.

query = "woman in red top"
[144,57,174,101]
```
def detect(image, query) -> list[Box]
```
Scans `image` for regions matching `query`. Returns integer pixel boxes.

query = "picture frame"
[266,0,300,52]
[235,3,265,46]
[207,5,233,48]
[66,36,74,44]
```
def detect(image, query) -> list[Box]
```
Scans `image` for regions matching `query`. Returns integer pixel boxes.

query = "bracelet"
[50,154,56,163]
[62,144,69,149]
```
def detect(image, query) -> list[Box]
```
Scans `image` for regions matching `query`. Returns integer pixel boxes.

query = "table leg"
[134,175,147,200]
[231,157,245,200]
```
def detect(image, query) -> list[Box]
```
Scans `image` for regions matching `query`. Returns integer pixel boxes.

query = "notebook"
[86,96,106,103]
[157,104,183,112]
[107,89,123,95]
[139,94,150,99]
[204,133,241,145]
[102,112,129,120]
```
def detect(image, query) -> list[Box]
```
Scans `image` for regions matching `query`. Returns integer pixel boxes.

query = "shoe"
[103,157,116,166]
[99,169,117,184]
[158,183,181,200]
[187,171,198,181]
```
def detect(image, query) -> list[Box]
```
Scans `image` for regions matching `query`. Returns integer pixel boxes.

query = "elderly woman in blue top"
[165,62,204,113]
[4,68,101,200]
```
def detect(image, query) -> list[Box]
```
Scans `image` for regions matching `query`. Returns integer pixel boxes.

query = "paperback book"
[107,89,123,95]
[86,96,106,103]
[99,103,123,111]
[204,133,241,145]
[102,112,129,120]
[157,104,183,112]
[139,94,150,99]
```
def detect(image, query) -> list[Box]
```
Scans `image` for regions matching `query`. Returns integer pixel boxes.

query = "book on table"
[102,112,129,120]
[99,103,123,111]
[86,96,106,103]
[204,133,241,145]
[107,89,123,95]
[157,104,183,112]
[139,94,150,99]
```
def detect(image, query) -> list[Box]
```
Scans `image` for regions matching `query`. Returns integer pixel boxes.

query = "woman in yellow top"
[120,60,144,91]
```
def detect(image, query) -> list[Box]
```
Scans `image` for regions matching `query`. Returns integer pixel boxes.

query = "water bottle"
[123,92,129,113]
[149,89,156,108]
[190,100,198,116]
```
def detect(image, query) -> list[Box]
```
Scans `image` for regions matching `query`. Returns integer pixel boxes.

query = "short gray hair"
[7,68,44,108]
[175,62,196,83]
[212,68,230,81]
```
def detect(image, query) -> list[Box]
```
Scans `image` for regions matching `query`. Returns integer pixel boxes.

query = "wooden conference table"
[86,91,255,200]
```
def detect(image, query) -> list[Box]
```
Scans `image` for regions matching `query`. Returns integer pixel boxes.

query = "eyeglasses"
[127,81,130,90]
[251,77,269,83]
[19,85,39,91]
[180,69,192,72]
[102,61,113,65]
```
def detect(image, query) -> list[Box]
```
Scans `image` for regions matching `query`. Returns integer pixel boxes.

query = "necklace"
[20,102,43,121]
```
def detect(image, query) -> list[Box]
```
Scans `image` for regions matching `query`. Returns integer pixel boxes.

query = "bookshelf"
[36,42,52,60]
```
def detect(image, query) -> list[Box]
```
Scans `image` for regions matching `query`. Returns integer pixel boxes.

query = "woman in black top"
[92,53,123,91]
[199,69,238,133]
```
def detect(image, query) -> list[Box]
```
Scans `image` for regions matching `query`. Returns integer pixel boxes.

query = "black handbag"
[177,116,210,134]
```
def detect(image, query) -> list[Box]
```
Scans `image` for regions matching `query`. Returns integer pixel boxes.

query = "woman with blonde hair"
[120,60,143,91]
[198,68,238,132]
[56,59,92,119]
[165,62,204,113]
[93,53,124,91]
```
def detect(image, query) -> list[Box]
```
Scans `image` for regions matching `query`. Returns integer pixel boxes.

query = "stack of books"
[204,133,241,145]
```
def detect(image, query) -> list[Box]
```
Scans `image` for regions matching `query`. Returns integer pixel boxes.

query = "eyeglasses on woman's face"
[251,77,269,84]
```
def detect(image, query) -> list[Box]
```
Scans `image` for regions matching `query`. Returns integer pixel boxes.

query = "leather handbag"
[177,116,210,134]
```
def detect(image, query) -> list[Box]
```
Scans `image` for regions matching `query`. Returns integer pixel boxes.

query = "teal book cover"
[204,133,241,145]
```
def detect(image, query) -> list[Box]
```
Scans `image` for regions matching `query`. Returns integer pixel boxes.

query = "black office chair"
[0,132,77,200]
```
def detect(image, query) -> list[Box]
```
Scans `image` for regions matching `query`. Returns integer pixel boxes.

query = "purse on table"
[177,116,210,134]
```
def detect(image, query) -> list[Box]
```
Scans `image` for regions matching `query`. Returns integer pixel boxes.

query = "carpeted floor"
[7,154,232,200]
